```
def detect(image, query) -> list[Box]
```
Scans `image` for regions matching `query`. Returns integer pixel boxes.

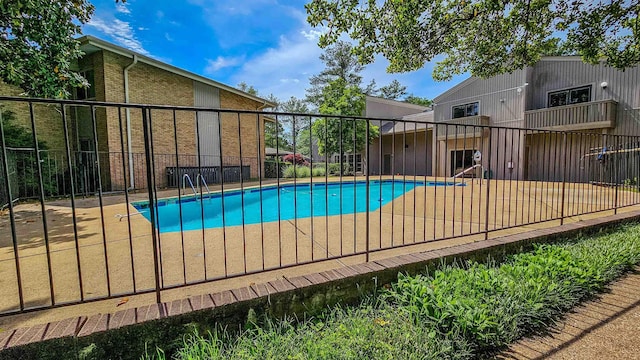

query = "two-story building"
[0,35,275,198]
[430,57,640,181]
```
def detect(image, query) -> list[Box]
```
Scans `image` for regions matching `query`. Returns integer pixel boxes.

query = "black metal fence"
[0,96,639,316]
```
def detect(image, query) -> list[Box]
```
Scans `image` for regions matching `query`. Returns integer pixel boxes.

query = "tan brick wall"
[1,51,269,191]
[99,51,196,189]
[219,89,267,178]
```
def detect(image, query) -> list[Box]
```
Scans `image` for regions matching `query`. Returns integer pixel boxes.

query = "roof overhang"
[77,35,277,108]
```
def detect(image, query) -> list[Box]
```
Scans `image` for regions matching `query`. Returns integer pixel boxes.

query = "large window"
[548,85,591,107]
[450,149,476,176]
[75,69,96,100]
[452,102,479,119]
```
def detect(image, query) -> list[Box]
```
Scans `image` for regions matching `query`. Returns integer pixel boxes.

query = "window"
[75,69,96,100]
[548,85,591,108]
[450,149,476,176]
[452,102,479,119]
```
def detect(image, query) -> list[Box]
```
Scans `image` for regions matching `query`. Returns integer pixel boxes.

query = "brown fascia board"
[77,35,277,109]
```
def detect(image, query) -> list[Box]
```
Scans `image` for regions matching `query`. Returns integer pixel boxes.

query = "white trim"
[545,83,595,108]
[78,35,277,108]
[433,77,478,102]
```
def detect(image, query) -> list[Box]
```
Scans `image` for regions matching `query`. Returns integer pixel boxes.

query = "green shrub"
[282,165,296,178]
[144,223,640,360]
[282,165,311,178]
[296,166,311,178]
[327,162,351,175]
[312,167,326,177]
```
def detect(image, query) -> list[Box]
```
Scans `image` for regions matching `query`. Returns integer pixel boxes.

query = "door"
[450,150,475,177]
[383,154,392,174]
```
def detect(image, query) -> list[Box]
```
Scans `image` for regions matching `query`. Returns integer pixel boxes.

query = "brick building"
[1,36,275,196]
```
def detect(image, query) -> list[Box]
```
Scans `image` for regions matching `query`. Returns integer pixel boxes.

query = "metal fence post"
[141,107,162,304]
[560,132,568,225]
[614,135,619,214]
[0,106,24,311]
[365,120,370,262]
[484,127,492,240]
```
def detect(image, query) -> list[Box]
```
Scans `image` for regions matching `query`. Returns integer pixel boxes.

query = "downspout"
[256,100,269,179]
[124,55,138,189]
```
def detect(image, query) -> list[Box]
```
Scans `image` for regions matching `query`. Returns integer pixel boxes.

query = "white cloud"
[301,29,324,41]
[232,32,325,100]
[165,33,174,42]
[86,17,149,55]
[115,3,130,14]
[205,56,245,73]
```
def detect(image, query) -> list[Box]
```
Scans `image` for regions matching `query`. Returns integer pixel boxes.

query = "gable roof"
[433,56,586,103]
[77,35,277,108]
[365,95,430,112]
[433,77,478,103]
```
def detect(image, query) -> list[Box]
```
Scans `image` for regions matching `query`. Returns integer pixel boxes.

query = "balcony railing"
[435,115,490,140]
[524,100,617,131]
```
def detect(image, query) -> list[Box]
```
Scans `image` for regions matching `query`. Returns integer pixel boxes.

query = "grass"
[142,223,640,360]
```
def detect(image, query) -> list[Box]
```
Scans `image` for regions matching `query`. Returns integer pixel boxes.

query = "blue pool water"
[133,180,461,233]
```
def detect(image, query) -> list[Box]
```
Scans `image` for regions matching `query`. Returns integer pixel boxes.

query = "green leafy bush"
[144,223,640,360]
[282,165,311,178]
[0,110,60,201]
[327,162,351,175]
[311,167,326,177]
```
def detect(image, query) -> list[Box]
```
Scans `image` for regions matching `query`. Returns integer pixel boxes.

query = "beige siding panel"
[193,81,221,166]
[433,70,527,126]
[529,60,640,136]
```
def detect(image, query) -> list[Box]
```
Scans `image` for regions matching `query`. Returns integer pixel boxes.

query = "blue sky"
[82,0,467,103]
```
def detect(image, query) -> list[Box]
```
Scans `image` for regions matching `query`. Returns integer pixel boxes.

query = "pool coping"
[1,209,639,357]
[130,178,465,208]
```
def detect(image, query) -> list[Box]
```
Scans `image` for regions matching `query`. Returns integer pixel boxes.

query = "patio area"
[0,176,638,331]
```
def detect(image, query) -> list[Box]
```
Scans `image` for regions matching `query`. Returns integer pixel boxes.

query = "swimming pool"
[133,180,462,233]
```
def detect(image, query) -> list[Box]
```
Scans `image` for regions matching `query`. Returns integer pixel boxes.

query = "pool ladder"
[182,174,211,198]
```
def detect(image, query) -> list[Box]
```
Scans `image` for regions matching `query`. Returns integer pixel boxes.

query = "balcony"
[435,115,490,141]
[524,100,617,131]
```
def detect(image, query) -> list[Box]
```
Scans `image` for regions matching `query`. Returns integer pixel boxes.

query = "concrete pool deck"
[0,176,638,331]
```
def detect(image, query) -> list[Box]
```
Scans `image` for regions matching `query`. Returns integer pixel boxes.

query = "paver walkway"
[497,266,640,360]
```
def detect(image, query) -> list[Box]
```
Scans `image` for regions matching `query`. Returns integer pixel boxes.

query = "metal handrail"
[181,173,197,196]
[196,174,212,197]
[451,164,484,183]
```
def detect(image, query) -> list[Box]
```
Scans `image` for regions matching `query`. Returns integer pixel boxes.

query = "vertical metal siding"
[529,59,640,136]
[193,81,221,166]
[433,69,527,127]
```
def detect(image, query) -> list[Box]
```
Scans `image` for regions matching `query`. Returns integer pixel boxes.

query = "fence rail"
[0,96,639,316]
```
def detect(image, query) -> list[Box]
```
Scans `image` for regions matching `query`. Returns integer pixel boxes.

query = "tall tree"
[306,0,640,80]
[237,82,258,95]
[0,0,95,98]
[378,79,407,100]
[264,119,291,151]
[404,94,432,107]
[306,40,379,106]
[279,96,311,139]
[311,79,378,156]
